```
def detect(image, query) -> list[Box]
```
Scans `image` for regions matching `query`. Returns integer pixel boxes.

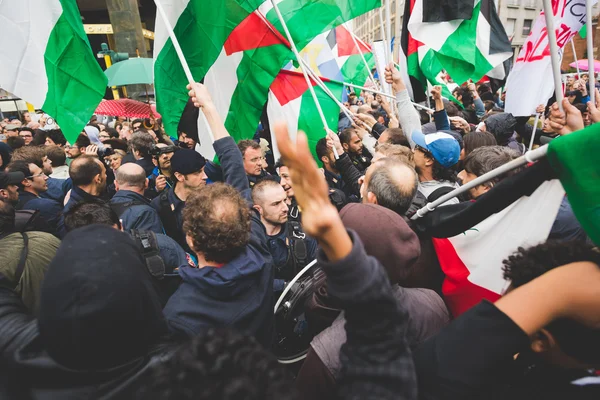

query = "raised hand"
[587,88,600,124]
[548,99,584,136]
[384,62,406,93]
[187,82,214,109]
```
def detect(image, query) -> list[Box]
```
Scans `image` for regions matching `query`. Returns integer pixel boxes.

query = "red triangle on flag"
[224,11,290,55]
[270,70,330,106]
[336,25,371,57]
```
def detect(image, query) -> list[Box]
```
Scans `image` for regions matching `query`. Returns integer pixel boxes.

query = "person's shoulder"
[25,231,61,247]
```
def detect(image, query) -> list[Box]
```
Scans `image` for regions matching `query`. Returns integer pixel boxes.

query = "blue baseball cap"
[412,131,460,168]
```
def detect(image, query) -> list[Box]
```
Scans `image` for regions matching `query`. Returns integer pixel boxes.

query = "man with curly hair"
[162,84,275,347]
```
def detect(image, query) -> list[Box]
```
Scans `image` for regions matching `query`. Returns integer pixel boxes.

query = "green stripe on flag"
[225,0,381,142]
[547,124,600,245]
[419,48,463,107]
[299,81,343,161]
[580,24,587,39]
[42,0,107,144]
[341,53,375,94]
[154,0,263,138]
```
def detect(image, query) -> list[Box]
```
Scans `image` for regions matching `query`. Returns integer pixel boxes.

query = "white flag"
[505,0,596,116]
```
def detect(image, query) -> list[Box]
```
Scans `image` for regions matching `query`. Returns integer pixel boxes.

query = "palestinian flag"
[153,0,264,148]
[287,25,376,96]
[0,0,108,143]
[400,0,458,104]
[415,158,565,317]
[267,70,343,161]
[200,0,380,145]
[408,0,512,85]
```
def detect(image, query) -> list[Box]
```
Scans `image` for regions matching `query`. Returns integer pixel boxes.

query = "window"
[524,0,537,8]
[507,0,521,7]
[522,19,533,36]
[505,18,516,38]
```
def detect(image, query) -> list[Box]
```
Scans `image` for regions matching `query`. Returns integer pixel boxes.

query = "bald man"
[110,163,164,233]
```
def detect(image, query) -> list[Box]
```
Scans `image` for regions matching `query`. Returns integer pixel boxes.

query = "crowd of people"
[0,63,599,399]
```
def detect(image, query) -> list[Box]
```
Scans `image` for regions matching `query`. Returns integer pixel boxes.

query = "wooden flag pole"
[269,0,338,159]
[153,0,214,143]
[541,0,564,112]
[586,0,595,105]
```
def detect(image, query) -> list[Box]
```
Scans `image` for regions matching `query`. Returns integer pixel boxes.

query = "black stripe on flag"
[326,28,337,50]
[401,0,428,103]
[481,0,513,55]
[422,0,474,23]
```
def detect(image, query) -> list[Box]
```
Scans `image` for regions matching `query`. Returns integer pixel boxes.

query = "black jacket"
[0,225,174,399]
[334,153,363,201]
[16,191,63,237]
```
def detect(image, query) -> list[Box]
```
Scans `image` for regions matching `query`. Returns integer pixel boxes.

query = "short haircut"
[383,128,410,148]
[136,328,295,400]
[64,201,119,232]
[375,143,414,167]
[367,158,419,216]
[315,138,331,167]
[70,156,102,187]
[46,129,67,146]
[463,145,521,188]
[503,241,600,365]
[273,158,286,170]
[444,101,460,117]
[18,127,34,136]
[339,128,357,145]
[463,131,497,157]
[6,160,31,189]
[251,179,282,206]
[0,198,16,233]
[74,133,91,149]
[237,140,260,157]
[116,164,146,188]
[130,131,154,158]
[105,127,119,139]
[484,100,496,112]
[11,146,45,168]
[183,183,250,264]
[6,136,25,150]
[45,145,67,167]
[102,138,129,152]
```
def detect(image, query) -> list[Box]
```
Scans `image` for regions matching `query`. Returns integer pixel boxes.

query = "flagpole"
[344,23,378,87]
[570,38,581,76]
[586,0,595,105]
[411,145,549,220]
[268,0,338,159]
[385,0,393,65]
[153,0,214,143]
[528,112,541,151]
[343,81,434,111]
[541,0,564,112]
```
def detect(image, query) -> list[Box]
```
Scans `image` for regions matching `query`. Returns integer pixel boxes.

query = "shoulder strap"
[14,233,29,285]
[427,186,456,203]
[130,229,165,280]
[14,209,41,232]
[109,199,147,218]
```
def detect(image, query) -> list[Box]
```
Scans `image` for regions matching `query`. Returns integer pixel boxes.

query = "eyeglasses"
[416,145,432,156]
[25,172,46,180]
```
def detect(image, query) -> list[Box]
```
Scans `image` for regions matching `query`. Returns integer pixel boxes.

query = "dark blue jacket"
[111,190,164,234]
[16,191,63,237]
[40,178,67,204]
[163,215,274,348]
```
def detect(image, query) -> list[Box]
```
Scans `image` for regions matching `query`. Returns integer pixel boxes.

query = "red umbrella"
[95,99,161,119]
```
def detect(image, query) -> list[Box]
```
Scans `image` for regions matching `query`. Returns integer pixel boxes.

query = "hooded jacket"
[110,189,164,233]
[163,214,275,349]
[0,225,173,399]
[485,113,526,154]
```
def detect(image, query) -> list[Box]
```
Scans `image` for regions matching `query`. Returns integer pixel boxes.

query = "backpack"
[109,199,147,219]
[14,210,52,234]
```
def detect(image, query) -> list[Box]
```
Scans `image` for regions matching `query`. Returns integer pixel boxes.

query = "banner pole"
[269,0,338,159]
[528,112,541,151]
[586,0,595,105]
[153,0,214,143]
[541,0,564,112]
[571,38,581,76]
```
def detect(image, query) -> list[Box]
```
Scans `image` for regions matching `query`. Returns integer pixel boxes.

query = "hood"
[0,142,12,171]
[484,113,517,144]
[340,203,421,285]
[178,244,266,300]
[84,125,105,150]
[38,225,167,371]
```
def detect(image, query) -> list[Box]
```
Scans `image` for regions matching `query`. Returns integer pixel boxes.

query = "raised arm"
[385,63,421,149]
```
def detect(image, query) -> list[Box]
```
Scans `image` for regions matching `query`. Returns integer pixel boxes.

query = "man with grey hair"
[359,157,419,216]
[458,145,521,200]
[110,163,164,233]
[130,131,156,176]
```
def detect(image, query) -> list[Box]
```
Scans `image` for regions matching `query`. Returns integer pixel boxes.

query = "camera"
[150,145,177,157]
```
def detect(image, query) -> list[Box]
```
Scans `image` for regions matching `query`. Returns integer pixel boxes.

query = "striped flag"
[408,0,512,85]
[267,70,343,161]
[0,0,108,143]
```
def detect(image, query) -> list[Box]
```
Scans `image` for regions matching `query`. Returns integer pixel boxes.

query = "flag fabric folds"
[267,70,343,161]
[407,0,512,86]
[415,159,565,317]
[0,0,108,143]
[505,0,597,116]
[547,123,600,246]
